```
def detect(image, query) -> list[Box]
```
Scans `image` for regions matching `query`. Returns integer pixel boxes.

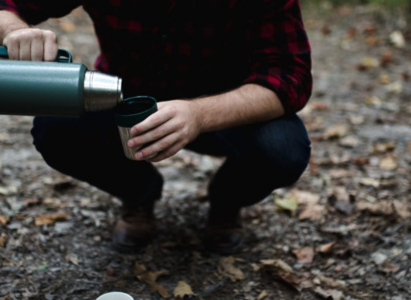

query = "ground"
[1,2,411,300]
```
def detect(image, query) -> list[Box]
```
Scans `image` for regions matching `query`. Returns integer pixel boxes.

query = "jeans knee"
[275,144,311,186]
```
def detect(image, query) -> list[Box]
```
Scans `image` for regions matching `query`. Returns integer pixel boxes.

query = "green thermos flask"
[0,46,123,117]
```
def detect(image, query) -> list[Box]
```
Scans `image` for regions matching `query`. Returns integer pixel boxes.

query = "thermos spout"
[83,71,123,112]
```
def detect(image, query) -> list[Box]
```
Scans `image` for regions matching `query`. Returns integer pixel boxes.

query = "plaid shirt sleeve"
[0,0,81,24]
[243,0,312,114]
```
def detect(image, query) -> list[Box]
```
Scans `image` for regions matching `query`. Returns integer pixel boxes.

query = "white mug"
[96,292,134,300]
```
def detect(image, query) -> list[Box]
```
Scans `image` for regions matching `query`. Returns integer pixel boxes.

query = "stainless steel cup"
[114,96,158,160]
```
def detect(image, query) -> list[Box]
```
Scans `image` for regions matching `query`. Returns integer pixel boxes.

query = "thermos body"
[0,60,87,117]
[0,47,123,117]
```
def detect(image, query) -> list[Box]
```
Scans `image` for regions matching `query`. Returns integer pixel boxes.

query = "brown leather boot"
[204,206,243,254]
[112,201,155,253]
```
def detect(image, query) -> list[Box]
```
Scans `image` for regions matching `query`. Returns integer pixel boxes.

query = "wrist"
[187,99,205,134]
[0,11,29,44]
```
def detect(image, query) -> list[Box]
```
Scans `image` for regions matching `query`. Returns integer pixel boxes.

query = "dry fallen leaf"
[0,233,6,247]
[66,254,79,266]
[293,247,314,264]
[358,178,380,188]
[382,262,400,274]
[0,185,18,196]
[260,259,302,290]
[34,213,68,226]
[257,290,269,300]
[0,215,9,226]
[274,195,298,216]
[389,31,405,48]
[134,262,170,298]
[315,275,346,288]
[379,75,391,84]
[314,286,344,300]
[379,154,398,170]
[316,241,336,254]
[174,281,195,299]
[298,204,325,221]
[393,199,411,219]
[291,189,320,205]
[217,256,245,282]
[372,141,396,154]
[356,200,394,216]
[137,269,170,298]
[134,262,147,276]
[339,136,361,148]
[323,124,349,139]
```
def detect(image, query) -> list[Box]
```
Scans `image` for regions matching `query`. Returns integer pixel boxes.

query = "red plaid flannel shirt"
[0,0,312,114]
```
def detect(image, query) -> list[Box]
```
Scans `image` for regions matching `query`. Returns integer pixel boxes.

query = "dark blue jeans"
[31,111,311,210]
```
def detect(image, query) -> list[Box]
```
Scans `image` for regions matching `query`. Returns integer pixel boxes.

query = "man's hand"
[127,100,202,162]
[3,28,58,61]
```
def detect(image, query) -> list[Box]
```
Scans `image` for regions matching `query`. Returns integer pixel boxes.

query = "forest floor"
[1,2,411,300]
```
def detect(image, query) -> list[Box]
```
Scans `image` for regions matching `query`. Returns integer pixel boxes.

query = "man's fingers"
[18,40,31,60]
[30,38,44,61]
[43,30,57,61]
[3,28,57,61]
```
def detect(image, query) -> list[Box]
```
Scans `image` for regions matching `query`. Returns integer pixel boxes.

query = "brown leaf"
[293,247,314,264]
[315,275,346,288]
[316,241,336,254]
[358,178,380,188]
[393,199,411,219]
[291,190,320,205]
[321,24,331,35]
[372,141,396,154]
[0,233,6,247]
[356,200,394,216]
[311,103,329,111]
[256,290,269,300]
[339,136,360,148]
[66,254,79,266]
[34,213,68,226]
[380,52,393,67]
[174,281,195,299]
[217,256,245,282]
[379,75,391,84]
[314,287,344,300]
[365,35,379,45]
[382,262,400,274]
[23,197,41,207]
[0,215,9,226]
[134,262,147,276]
[137,269,170,298]
[379,154,398,170]
[323,124,349,140]
[352,157,369,166]
[329,169,350,179]
[260,259,302,290]
[298,204,325,221]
